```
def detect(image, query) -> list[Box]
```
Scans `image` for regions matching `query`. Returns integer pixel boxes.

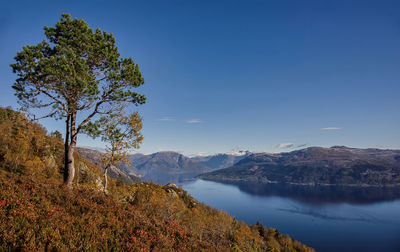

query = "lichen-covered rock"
[165,182,179,189]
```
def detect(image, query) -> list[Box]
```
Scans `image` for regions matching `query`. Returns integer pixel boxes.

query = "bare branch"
[31,111,58,121]
[34,101,57,108]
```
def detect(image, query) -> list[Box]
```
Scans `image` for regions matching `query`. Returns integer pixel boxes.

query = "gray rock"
[165,182,179,189]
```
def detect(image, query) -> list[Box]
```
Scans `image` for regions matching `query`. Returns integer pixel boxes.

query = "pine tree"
[11,14,145,187]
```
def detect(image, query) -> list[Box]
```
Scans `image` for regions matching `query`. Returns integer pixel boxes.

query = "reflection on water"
[229,182,400,205]
[181,179,400,252]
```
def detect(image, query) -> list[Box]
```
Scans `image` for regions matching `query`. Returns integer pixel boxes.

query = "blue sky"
[1,0,399,155]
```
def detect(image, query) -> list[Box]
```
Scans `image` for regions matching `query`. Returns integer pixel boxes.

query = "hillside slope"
[0,170,313,251]
[198,146,400,186]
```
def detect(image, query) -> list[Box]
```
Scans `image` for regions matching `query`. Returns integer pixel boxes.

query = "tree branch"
[76,83,120,134]
[35,82,67,112]
[31,111,58,121]
[34,101,57,108]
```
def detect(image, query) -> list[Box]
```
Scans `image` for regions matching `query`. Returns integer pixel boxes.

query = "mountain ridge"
[190,151,252,170]
[122,151,211,184]
[198,146,400,186]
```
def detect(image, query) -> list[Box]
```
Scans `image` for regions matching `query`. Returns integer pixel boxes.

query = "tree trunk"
[64,113,77,188]
[64,115,70,184]
[104,166,108,192]
[104,151,115,192]
[65,143,76,187]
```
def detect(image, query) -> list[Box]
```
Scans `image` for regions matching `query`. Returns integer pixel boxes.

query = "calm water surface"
[180,179,400,252]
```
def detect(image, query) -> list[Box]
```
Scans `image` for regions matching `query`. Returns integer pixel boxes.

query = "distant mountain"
[123,151,211,184]
[198,146,400,186]
[191,151,252,170]
[76,147,140,184]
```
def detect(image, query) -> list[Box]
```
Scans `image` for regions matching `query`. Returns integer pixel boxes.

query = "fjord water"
[181,179,400,252]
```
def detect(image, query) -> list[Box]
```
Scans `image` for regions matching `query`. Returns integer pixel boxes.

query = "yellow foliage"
[0,107,64,181]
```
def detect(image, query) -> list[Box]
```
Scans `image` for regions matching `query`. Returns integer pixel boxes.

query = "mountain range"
[78,146,400,187]
[122,151,211,184]
[77,148,252,184]
[198,146,400,186]
[190,151,252,170]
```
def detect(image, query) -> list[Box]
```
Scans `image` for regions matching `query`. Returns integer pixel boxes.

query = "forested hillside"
[0,107,313,251]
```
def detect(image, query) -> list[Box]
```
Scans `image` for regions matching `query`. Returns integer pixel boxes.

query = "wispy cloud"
[156,117,175,121]
[321,127,342,131]
[276,143,294,149]
[297,143,308,148]
[186,119,203,123]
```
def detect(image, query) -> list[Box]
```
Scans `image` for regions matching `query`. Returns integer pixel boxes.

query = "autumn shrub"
[0,107,63,179]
